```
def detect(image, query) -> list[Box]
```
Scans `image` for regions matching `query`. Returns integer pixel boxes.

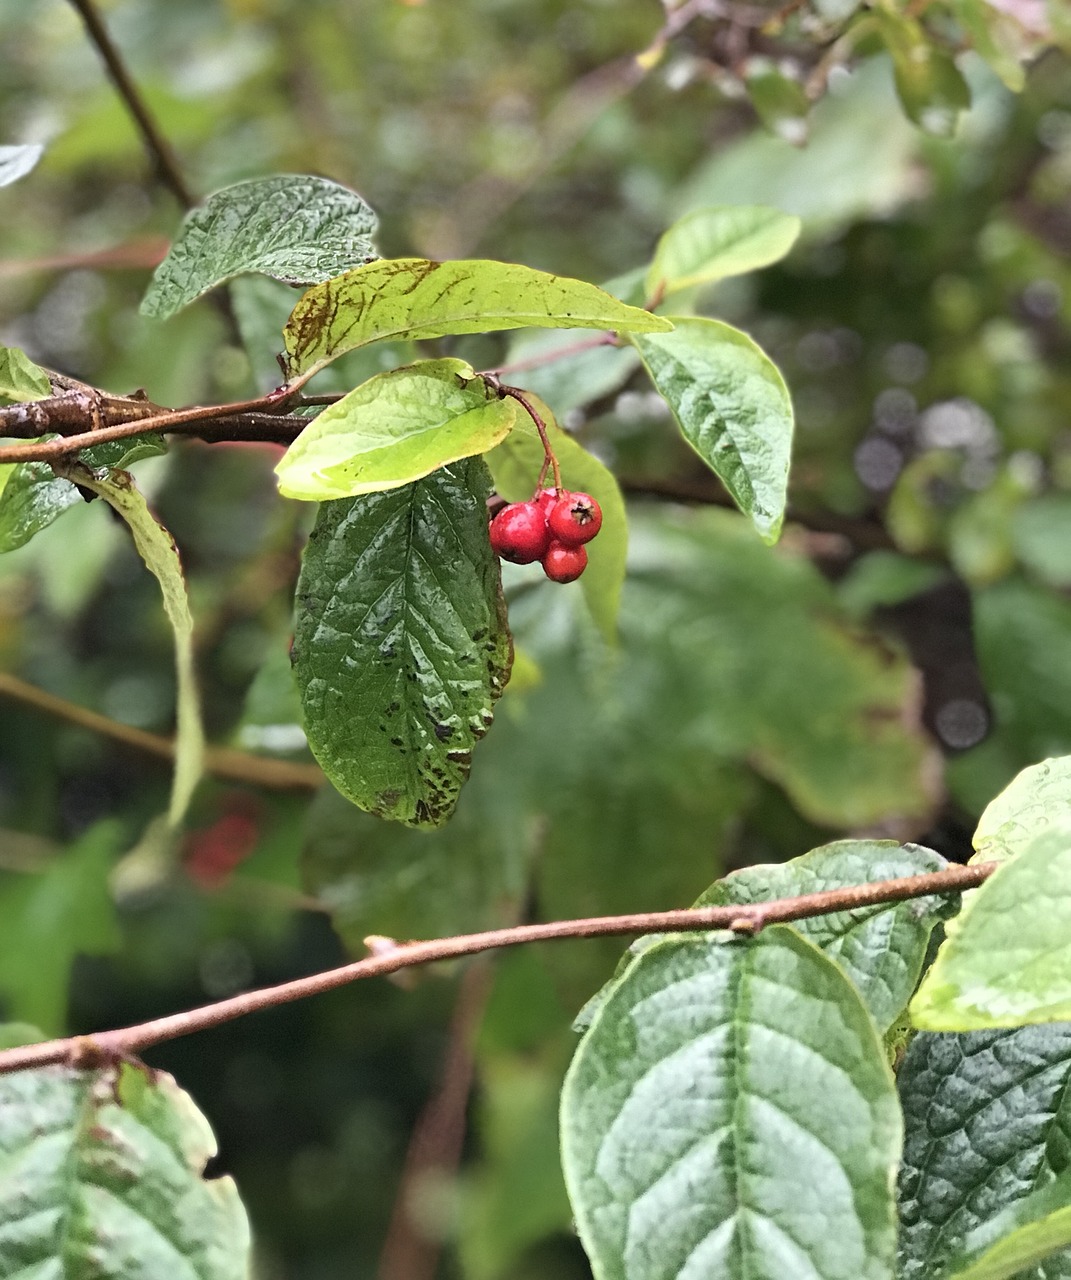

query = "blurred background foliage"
[1,0,1070,1276]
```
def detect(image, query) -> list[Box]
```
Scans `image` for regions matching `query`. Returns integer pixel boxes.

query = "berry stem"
[502,386,562,492]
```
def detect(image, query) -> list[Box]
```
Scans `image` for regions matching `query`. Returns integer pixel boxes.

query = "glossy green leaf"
[0,1059,251,1277]
[0,144,42,188]
[632,317,794,542]
[898,1024,1071,1279]
[561,927,901,1280]
[61,464,204,827]
[877,10,972,138]
[0,822,121,1033]
[486,401,627,643]
[283,257,673,378]
[292,457,511,827]
[942,1172,1071,1279]
[911,825,1071,1029]
[141,174,378,319]
[275,358,518,500]
[973,756,1071,864]
[696,839,951,1031]
[0,462,83,553]
[0,432,167,555]
[0,344,50,402]
[645,205,801,300]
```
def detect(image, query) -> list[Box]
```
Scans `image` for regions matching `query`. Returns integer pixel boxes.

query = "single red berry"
[542,540,588,583]
[489,501,550,564]
[548,491,602,545]
[535,486,559,513]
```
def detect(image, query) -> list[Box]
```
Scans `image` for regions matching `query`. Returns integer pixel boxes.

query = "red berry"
[535,487,558,512]
[548,491,602,545]
[489,501,550,564]
[542,540,588,583]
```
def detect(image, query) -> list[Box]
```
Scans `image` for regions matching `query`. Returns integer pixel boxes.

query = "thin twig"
[0,673,322,792]
[66,0,195,209]
[376,961,494,1280]
[488,332,619,379]
[0,384,312,465]
[0,861,994,1076]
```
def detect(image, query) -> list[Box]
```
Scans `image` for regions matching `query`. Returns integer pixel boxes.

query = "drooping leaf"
[61,464,204,827]
[0,1060,251,1278]
[897,1024,1071,1279]
[911,825,1071,1030]
[645,205,801,300]
[973,755,1071,865]
[141,174,379,319]
[876,10,972,138]
[941,1172,1071,1279]
[0,144,43,188]
[275,358,518,500]
[292,457,511,827]
[486,401,627,643]
[0,822,121,1033]
[561,927,901,1280]
[283,257,673,378]
[0,344,50,402]
[696,839,952,1031]
[632,317,794,542]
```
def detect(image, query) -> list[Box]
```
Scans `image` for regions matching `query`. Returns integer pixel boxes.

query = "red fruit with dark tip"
[542,540,588,583]
[489,501,550,564]
[548,491,602,546]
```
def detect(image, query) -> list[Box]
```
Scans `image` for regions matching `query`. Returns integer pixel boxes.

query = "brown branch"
[0,861,994,1076]
[66,0,195,209]
[0,384,313,464]
[488,332,619,379]
[376,961,494,1280]
[0,672,322,792]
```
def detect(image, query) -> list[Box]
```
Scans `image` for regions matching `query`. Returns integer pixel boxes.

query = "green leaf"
[0,822,121,1033]
[0,344,50,402]
[631,317,795,543]
[141,174,378,319]
[561,927,901,1280]
[0,1060,251,1277]
[0,434,166,556]
[0,462,83,553]
[283,257,673,378]
[61,464,204,827]
[897,1024,1071,1279]
[645,205,801,300]
[485,402,627,643]
[0,144,43,188]
[275,358,518,500]
[973,756,1071,865]
[292,457,511,827]
[876,10,972,138]
[696,839,951,1031]
[911,825,1071,1030]
[942,1172,1071,1279]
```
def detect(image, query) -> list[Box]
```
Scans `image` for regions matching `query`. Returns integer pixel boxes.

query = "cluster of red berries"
[489,488,603,583]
